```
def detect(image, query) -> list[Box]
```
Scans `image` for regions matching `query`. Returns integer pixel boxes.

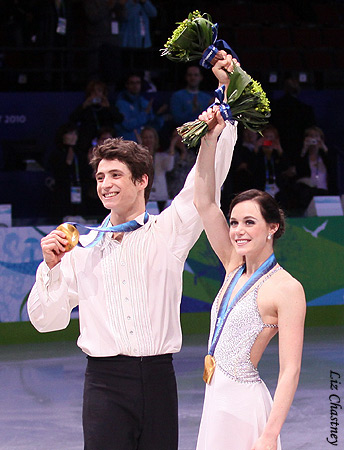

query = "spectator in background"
[95,126,116,145]
[4,0,36,47]
[34,0,73,89]
[115,72,164,141]
[120,0,157,49]
[49,122,83,222]
[220,127,259,215]
[70,80,123,164]
[248,125,295,213]
[166,129,196,200]
[231,127,259,194]
[270,77,316,166]
[83,126,117,218]
[252,125,287,195]
[170,65,212,126]
[337,146,344,197]
[83,0,125,84]
[292,126,333,213]
[140,126,174,212]
[34,0,71,45]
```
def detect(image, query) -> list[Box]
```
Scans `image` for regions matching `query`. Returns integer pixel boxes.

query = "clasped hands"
[211,50,239,87]
[198,50,239,139]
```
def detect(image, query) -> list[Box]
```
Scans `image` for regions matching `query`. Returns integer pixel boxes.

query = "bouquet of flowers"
[161,11,271,147]
[161,11,214,63]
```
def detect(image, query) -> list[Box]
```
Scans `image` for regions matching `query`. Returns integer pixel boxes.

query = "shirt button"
[124,297,129,302]
[130,331,134,335]
[122,280,126,284]
[120,260,125,266]
[127,316,131,320]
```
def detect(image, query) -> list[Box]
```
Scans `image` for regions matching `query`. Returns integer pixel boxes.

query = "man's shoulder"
[115,92,128,105]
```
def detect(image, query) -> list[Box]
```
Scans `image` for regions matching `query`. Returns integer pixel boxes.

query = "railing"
[0,45,181,92]
[1,42,343,93]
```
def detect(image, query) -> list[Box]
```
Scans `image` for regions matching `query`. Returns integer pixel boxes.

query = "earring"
[267,233,272,240]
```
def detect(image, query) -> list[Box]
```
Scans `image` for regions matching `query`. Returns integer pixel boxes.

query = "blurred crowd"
[48,70,201,222]
[0,0,173,90]
[0,0,343,223]
[48,73,340,223]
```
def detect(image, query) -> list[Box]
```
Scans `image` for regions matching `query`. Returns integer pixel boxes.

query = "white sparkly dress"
[196,266,282,450]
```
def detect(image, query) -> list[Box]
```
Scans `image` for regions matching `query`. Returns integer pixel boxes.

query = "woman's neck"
[244,250,274,277]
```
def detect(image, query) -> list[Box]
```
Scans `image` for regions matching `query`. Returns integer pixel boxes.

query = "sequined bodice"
[209,266,280,383]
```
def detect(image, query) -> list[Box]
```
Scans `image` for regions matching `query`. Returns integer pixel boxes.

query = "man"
[83,0,125,83]
[115,72,164,141]
[28,56,237,450]
[170,65,212,126]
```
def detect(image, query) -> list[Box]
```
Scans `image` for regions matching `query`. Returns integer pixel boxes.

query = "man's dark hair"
[125,72,142,82]
[90,137,154,203]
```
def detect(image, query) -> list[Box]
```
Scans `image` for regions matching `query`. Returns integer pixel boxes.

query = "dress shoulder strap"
[255,265,282,291]
[256,265,282,330]
[223,264,245,285]
[216,264,245,310]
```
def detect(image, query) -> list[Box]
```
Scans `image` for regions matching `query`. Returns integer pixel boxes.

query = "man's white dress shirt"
[28,123,237,357]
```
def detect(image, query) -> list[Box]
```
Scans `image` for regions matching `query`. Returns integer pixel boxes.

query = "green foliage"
[177,64,271,147]
[161,11,214,62]
[162,11,271,147]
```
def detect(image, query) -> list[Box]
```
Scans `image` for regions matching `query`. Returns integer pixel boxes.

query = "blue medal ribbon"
[209,253,277,357]
[200,24,240,69]
[66,211,149,248]
[211,84,233,122]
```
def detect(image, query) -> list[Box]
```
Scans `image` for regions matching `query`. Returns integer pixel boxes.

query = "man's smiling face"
[96,159,147,216]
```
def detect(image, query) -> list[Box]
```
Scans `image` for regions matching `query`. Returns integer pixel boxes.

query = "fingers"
[212,52,240,73]
[212,53,234,84]
[215,109,225,127]
[41,230,69,257]
[198,106,225,135]
[221,54,236,72]
[198,105,220,122]
[232,57,240,68]
[209,49,226,65]
[213,53,232,69]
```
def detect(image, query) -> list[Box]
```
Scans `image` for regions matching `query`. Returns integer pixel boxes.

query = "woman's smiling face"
[229,200,274,257]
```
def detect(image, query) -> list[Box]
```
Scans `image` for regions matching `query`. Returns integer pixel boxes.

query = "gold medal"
[56,223,79,252]
[203,354,216,384]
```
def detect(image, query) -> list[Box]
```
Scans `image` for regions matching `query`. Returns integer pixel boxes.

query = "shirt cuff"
[41,261,61,286]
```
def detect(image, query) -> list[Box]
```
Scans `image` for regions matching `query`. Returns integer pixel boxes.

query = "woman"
[70,80,123,158]
[293,126,330,211]
[251,124,291,198]
[193,99,306,448]
[140,126,174,212]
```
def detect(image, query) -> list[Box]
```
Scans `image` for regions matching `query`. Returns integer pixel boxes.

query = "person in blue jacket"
[170,65,212,126]
[115,72,164,141]
[120,0,157,48]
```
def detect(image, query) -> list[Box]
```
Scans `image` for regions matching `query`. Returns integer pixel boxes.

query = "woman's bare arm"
[252,276,306,450]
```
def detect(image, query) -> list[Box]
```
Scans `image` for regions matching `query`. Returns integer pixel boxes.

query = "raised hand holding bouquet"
[161,11,271,147]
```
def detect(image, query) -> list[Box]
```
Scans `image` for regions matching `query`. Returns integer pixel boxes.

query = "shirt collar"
[100,212,150,249]
[134,211,148,225]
